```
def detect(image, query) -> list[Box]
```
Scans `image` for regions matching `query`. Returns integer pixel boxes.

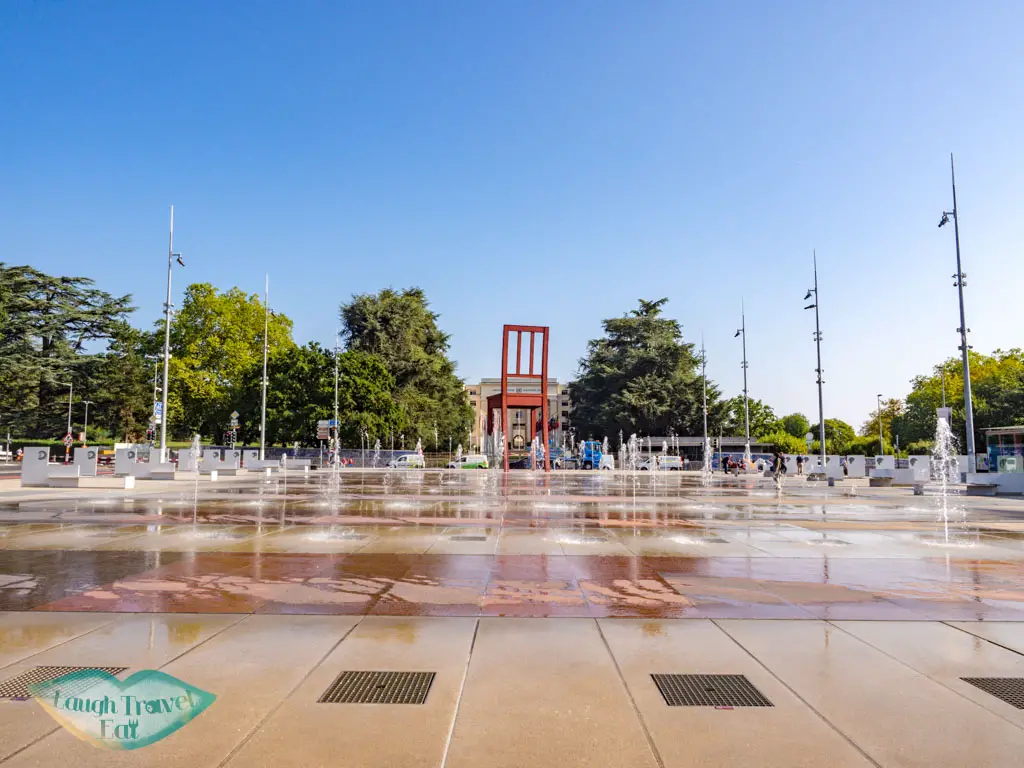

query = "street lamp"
[700,335,709,464]
[876,394,884,455]
[81,400,95,446]
[938,153,977,470]
[733,303,751,464]
[803,251,826,471]
[57,380,73,463]
[159,205,185,463]
[259,274,270,460]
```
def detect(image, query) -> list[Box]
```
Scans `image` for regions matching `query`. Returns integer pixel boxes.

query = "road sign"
[230,411,239,419]
[62,433,73,447]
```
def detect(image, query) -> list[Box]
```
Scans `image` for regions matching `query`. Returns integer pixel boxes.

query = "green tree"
[0,263,133,437]
[166,283,294,439]
[236,344,404,447]
[859,398,905,445]
[757,430,806,454]
[340,288,471,443]
[781,412,811,438]
[88,324,160,443]
[723,397,781,439]
[810,418,856,454]
[569,298,720,437]
[891,350,1024,451]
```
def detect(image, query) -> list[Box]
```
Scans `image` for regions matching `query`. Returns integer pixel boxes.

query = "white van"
[446,454,489,469]
[639,455,682,470]
[387,453,425,469]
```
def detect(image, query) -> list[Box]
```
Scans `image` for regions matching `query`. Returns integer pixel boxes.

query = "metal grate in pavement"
[651,674,773,707]
[962,677,1024,709]
[0,666,128,701]
[449,535,487,541]
[318,671,435,704]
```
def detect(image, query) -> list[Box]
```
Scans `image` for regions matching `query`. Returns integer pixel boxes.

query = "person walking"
[796,455,804,475]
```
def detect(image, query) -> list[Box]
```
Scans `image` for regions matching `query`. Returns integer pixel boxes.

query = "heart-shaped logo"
[29,669,215,750]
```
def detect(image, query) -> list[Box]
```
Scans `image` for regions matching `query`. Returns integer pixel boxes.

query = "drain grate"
[0,666,128,701]
[449,535,487,541]
[318,671,435,704]
[962,677,1024,708]
[651,674,773,707]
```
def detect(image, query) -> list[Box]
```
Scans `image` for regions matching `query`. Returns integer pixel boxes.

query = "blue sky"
[3,1,1023,431]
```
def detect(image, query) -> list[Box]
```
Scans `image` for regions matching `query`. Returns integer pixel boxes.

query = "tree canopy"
[891,350,1024,451]
[810,418,856,455]
[340,288,472,444]
[166,283,295,439]
[236,343,404,447]
[0,263,133,437]
[781,412,811,438]
[569,298,722,437]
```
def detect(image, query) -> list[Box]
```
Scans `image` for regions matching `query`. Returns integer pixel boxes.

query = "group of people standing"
[718,452,811,479]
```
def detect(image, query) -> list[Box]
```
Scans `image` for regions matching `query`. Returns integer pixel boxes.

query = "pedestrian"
[796,455,804,475]
[683,456,690,471]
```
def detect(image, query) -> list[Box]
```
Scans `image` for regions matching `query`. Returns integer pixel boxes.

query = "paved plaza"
[3,469,1024,766]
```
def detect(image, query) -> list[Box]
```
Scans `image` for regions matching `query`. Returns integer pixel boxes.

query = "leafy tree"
[236,343,404,447]
[758,430,806,454]
[569,298,721,437]
[166,283,294,439]
[810,418,856,454]
[88,324,160,443]
[722,396,781,439]
[340,288,471,443]
[847,434,889,457]
[859,398,905,445]
[781,412,811,438]
[0,263,132,437]
[891,350,1024,451]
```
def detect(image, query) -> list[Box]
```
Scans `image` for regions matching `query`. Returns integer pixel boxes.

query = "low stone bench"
[966,483,999,497]
[869,476,894,487]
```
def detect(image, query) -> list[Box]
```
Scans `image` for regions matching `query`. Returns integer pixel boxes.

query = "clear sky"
[3,1,1023,431]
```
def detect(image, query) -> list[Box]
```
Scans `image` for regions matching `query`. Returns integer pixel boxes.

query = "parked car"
[446,454,489,469]
[387,453,425,469]
[638,455,682,470]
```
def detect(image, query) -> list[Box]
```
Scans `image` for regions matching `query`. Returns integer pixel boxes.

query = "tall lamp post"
[876,394,884,455]
[159,205,185,463]
[81,400,94,446]
[733,304,751,464]
[259,274,270,460]
[803,252,826,471]
[58,380,73,463]
[938,154,976,471]
[701,335,709,467]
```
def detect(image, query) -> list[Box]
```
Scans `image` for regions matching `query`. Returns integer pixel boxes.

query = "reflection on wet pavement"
[0,469,1023,620]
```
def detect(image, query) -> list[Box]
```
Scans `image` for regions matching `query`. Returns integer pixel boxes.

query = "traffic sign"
[62,433,73,447]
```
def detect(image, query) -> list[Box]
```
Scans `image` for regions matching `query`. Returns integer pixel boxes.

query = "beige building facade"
[465,378,571,451]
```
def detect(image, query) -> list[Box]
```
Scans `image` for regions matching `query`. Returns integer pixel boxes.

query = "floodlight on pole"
[804,251,826,471]
[259,274,270,460]
[939,153,977,470]
[159,205,185,463]
[57,380,73,463]
[81,400,95,445]
[735,303,750,464]
[877,394,884,455]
